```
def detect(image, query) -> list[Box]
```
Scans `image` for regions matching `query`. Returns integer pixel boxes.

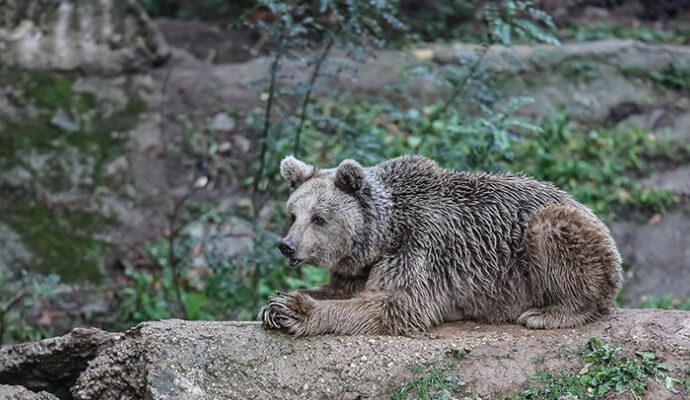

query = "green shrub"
[570,24,690,45]
[512,113,678,217]
[391,367,468,400]
[116,203,328,326]
[500,338,684,399]
[283,99,676,218]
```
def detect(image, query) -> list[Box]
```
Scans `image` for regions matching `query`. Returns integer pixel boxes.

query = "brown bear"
[259,155,622,336]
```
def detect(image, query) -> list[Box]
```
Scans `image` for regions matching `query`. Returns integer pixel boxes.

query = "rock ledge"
[1,309,688,399]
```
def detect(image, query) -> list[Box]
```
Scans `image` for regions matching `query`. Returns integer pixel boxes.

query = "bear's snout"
[278,239,296,257]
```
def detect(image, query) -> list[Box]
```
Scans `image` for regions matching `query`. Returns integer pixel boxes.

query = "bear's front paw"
[258,291,315,334]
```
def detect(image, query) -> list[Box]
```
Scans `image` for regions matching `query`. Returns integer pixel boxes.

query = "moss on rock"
[0,70,146,282]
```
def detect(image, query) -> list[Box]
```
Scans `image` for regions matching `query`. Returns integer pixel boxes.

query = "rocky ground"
[1,309,689,399]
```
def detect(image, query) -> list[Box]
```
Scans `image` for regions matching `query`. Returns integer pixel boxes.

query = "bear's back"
[373,156,583,269]
[374,155,575,215]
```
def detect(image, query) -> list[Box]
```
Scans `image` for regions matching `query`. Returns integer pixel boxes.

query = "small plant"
[622,62,690,91]
[570,24,690,45]
[391,367,468,400]
[446,348,471,361]
[649,62,690,91]
[637,296,690,311]
[500,337,685,399]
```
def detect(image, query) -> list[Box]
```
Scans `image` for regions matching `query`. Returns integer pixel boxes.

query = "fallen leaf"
[648,214,662,225]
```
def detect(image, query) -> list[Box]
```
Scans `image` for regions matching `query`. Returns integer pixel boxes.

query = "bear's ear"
[280,156,316,189]
[334,159,366,194]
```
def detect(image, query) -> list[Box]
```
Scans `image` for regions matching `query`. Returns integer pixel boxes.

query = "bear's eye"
[311,216,326,226]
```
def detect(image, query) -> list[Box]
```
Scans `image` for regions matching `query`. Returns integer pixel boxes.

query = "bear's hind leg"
[521,205,622,329]
[517,305,599,329]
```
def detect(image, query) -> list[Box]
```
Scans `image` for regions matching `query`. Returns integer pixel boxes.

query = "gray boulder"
[0,385,57,400]
[613,207,690,302]
[0,327,119,399]
[0,0,169,74]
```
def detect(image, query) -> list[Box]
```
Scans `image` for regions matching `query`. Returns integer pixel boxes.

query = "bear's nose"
[278,240,295,257]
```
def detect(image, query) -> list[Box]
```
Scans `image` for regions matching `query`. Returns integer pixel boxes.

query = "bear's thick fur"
[259,155,623,336]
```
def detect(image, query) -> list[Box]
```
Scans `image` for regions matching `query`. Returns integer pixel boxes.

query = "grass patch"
[391,367,468,400]
[445,348,472,361]
[21,72,98,112]
[621,62,690,91]
[511,114,678,217]
[500,338,685,399]
[637,296,690,311]
[532,355,545,366]
[390,339,685,399]
[568,24,690,45]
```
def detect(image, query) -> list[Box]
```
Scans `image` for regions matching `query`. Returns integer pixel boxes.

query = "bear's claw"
[258,291,316,334]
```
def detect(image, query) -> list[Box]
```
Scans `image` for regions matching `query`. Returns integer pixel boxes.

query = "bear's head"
[277,156,389,274]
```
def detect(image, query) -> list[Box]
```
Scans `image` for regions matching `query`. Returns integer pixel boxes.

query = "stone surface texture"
[65,310,690,400]
[0,385,57,400]
[0,0,169,74]
[1,311,687,399]
[0,328,119,399]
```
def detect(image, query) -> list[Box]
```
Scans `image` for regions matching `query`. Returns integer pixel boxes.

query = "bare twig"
[159,63,174,156]
[293,36,336,156]
[168,200,184,319]
[415,44,491,151]
[164,178,202,320]
[1,290,27,314]
[252,28,286,218]
[157,55,214,320]
[0,290,27,346]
